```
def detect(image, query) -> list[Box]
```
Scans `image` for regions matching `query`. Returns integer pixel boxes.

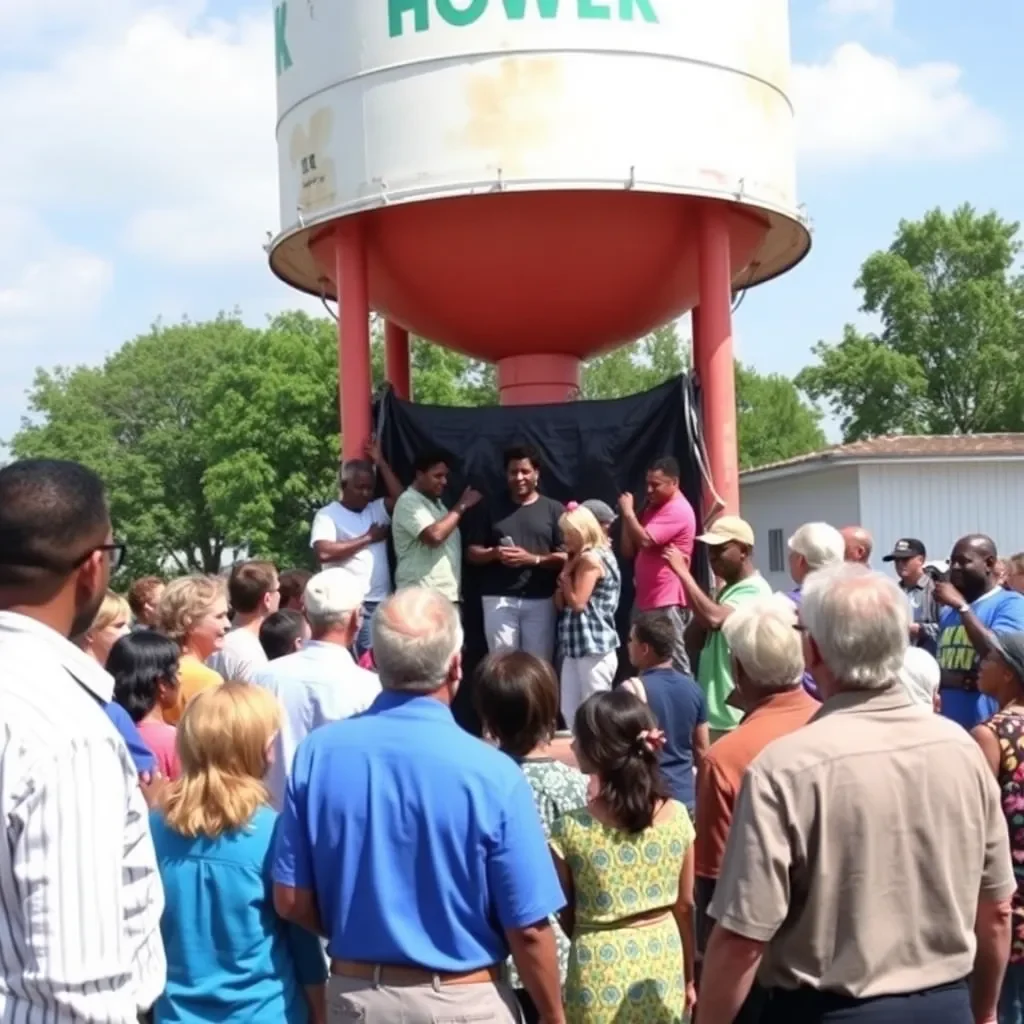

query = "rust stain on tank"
[740,0,790,123]
[455,56,565,177]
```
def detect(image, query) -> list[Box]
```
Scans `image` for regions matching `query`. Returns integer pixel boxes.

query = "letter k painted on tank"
[275,2,293,76]
[620,0,658,22]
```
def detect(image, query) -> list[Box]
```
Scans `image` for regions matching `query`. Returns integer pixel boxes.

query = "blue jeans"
[354,600,379,659]
[1001,961,1024,1024]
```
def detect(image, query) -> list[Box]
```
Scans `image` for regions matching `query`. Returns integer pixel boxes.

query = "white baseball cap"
[304,569,368,618]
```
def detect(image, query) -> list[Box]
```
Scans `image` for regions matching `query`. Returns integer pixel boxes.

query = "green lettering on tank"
[388,0,657,37]
[389,0,429,37]
[274,2,293,76]
[501,0,561,19]
[437,0,489,27]
[620,0,658,22]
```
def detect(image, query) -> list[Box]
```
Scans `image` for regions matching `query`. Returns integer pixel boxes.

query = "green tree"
[9,312,500,578]
[12,312,341,577]
[736,365,825,469]
[797,205,1024,441]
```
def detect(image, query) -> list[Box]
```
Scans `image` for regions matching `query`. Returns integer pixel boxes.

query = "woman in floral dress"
[474,651,589,1024]
[550,689,696,1024]
[974,630,1024,1023]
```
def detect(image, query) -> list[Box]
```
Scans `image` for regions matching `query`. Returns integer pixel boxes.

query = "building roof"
[742,433,1024,483]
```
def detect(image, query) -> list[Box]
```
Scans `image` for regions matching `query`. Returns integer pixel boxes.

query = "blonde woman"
[81,590,131,666]
[77,592,160,781]
[555,505,621,727]
[157,575,230,724]
[151,682,327,1023]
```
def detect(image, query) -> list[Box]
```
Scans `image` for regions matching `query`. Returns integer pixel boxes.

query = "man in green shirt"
[664,515,771,741]
[391,448,481,604]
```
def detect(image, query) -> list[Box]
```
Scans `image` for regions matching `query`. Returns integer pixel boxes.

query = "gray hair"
[340,459,375,485]
[722,594,804,694]
[801,563,908,691]
[372,587,463,693]
[788,522,845,573]
[900,647,941,708]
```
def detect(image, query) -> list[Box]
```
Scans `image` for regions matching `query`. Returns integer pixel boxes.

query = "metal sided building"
[740,435,1024,591]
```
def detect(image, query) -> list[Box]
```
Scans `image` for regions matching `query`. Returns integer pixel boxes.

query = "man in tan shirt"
[700,563,1015,1024]
[693,595,818,1021]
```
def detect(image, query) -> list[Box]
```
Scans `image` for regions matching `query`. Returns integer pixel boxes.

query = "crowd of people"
[2,449,1024,1024]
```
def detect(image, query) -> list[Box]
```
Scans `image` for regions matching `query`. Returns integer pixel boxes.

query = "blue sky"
[0,0,1017,446]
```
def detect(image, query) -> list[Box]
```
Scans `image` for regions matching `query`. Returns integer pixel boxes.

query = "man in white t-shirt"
[208,560,280,682]
[310,438,403,657]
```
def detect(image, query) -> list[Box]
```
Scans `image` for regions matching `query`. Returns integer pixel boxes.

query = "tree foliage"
[10,311,820,578]
[797,205,1024,440]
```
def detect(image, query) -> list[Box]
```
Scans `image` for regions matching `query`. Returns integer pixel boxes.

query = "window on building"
[768,528,786,573]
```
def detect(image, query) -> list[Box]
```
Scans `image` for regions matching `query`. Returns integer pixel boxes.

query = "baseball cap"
[697,515,755,548]
[581,499,617,525]
[882,538,926,562]
[304,568,368,618]
[990,631,1024,683]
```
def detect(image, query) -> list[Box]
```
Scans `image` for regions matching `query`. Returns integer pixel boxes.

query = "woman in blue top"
[151,681,327,1023]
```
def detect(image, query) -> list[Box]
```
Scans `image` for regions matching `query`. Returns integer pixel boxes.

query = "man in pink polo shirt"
[619,456,697,674]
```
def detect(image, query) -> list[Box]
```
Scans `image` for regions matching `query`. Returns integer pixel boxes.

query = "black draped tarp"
[374,374,706,733]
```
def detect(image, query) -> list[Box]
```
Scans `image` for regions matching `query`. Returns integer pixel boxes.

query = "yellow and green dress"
[549,803,694,1024]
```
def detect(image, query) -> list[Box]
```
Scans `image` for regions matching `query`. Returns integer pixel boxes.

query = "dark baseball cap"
[990,631,1024,683]
[882,538,926,562]
[581,499,617,525]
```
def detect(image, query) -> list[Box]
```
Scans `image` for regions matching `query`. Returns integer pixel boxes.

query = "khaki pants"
[328,974,522,1023]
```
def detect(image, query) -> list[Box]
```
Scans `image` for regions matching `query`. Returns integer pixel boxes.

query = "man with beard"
[0,459,165,1022]
[467,444,566,661]
[936,533,1024,729]
[883,537,940,654]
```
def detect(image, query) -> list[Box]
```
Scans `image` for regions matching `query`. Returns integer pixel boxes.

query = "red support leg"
[694,204,739,516]
[336,222,372,462]
[384,320,412,400]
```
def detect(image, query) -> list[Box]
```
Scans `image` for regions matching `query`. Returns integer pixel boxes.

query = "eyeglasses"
[70,541,127,573]
[0,540,126,574]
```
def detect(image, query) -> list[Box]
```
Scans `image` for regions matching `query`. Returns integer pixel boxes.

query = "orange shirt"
[695,687,818,879]
[165,654,223,726]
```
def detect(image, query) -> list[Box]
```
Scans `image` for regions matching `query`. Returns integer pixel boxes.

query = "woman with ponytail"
[151,682,327,1023]
[550,689,697,1023]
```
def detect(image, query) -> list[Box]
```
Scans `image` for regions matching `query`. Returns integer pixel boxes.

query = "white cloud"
[794,43,1004,164]
[0,209,113,334]
[0,4,276,267]
[822,0,894,27]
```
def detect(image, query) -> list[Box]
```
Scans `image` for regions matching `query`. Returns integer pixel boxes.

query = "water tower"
[269,0,809,512]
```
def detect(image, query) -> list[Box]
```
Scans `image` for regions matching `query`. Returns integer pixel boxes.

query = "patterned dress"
[550,802,695,1024]
[508,759,590,992]
[983,708,1024,961]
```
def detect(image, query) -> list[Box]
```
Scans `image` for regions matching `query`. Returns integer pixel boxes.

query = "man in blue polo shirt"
[272,586,566,1024]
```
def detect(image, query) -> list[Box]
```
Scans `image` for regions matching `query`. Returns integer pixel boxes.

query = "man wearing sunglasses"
[0,458,165,1024]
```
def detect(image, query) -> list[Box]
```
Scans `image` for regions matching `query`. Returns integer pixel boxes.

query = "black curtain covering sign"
[374,375,705,734]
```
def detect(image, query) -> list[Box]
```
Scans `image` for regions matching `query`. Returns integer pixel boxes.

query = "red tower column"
[497,353,582,405]
[336,222,372,462]
[694,204,739,516]
[384,320,411,400]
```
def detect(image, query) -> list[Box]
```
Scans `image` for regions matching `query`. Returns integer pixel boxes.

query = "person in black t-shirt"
[467,445,567,661]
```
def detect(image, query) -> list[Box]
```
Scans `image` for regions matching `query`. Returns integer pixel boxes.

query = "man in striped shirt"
[0,459,166,1023]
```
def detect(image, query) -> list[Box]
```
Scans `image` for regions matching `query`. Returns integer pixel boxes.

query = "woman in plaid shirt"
[556,505,622,727]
